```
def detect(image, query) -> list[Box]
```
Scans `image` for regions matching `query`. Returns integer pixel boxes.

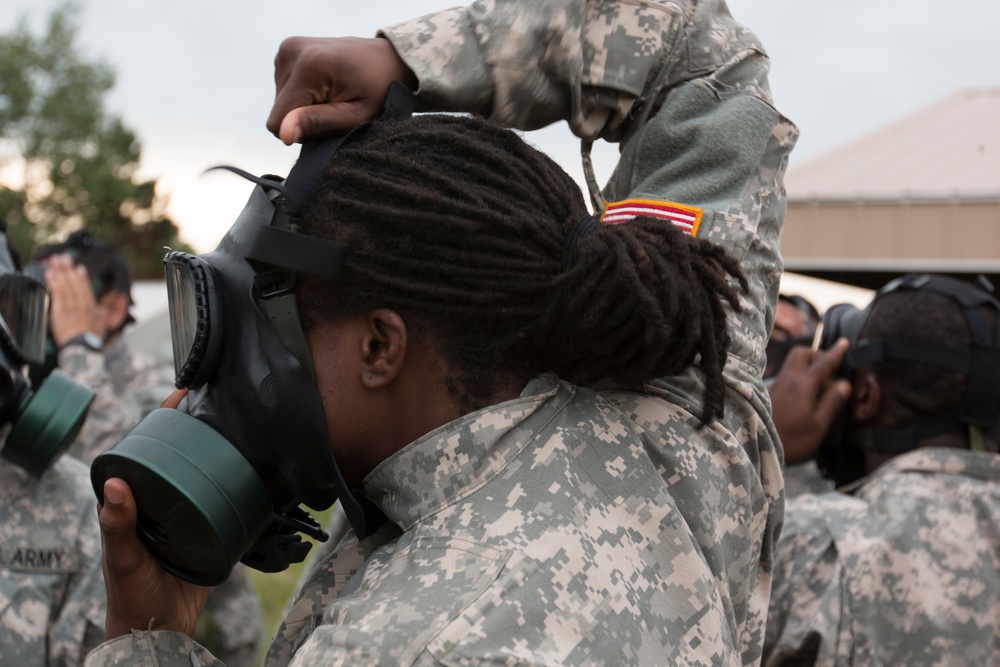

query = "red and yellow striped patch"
[599,198,704,236]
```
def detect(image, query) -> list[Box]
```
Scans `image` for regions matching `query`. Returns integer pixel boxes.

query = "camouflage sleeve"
[383,0,797,377]
[762,495,854,666]
[57,347,141,465]
[380,0,685,141]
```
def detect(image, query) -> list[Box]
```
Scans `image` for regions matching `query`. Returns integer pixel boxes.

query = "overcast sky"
[3,0,999,252]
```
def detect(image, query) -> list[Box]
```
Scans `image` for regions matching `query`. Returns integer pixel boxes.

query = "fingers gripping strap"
[284,81,417,216]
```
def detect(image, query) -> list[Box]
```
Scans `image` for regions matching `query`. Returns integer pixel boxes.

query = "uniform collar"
[869,447,1000,485]
[363,373,572,530]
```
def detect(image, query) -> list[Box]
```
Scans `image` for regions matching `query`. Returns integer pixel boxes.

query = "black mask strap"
[246,226,348,281]
[250,81,417,541]
[857,408,969,455]
[283,80,417,217]
[847,339,972,374]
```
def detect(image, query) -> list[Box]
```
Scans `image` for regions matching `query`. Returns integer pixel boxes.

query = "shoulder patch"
[600,199,704,236]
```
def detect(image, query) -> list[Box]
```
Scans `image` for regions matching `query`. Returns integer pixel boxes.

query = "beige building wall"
[781,200,1000,270]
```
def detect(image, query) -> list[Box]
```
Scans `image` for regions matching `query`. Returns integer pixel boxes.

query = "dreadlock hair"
[297,114,746,421]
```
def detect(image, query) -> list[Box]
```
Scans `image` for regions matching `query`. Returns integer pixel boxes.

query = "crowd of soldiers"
[0,0,997,665]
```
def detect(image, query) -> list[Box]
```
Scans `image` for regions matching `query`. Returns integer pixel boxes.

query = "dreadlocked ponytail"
[298,114,745,421]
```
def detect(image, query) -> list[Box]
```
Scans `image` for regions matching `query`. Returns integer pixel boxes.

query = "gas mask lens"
[0,273,49,366]
[164,252,221,389]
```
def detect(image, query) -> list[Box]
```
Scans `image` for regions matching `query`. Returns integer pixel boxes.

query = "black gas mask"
[0,233,95,476]
[90,84,414,586]
[815,273,1000,487]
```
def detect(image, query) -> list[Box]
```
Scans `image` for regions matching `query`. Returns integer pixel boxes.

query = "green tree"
[0,2,192,278]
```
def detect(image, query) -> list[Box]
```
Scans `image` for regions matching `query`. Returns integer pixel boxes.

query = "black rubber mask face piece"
[90,185,340,586]
[90,81,415,586]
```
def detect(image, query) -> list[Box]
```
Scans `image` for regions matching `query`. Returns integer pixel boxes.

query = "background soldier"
[764,274,1000,665]
[0,220,106,664]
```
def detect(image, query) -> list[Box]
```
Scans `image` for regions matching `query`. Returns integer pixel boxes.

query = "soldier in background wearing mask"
[0,219,106,665]
[764,274,1000,665]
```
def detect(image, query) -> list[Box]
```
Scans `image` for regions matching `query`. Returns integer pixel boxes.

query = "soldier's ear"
[851,367,882,423]
[99,290,131,332]
[360,309,407,390]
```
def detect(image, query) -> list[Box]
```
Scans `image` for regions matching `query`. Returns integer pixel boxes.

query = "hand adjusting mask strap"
[91,82,415,586]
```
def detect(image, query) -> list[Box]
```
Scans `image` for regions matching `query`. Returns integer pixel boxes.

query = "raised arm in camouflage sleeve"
[382,0,796,371]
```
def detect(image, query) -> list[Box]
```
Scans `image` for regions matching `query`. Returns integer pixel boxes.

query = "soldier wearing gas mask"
[0,221,107,663]
[29,231,149,465]
[85,0,794,664]
[764,274,1000,665]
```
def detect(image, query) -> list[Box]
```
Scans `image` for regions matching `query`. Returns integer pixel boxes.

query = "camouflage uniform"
[1,457,106,666]
[57,342,141,466]
[763,447,1000,666]
[103,337,176,420]
[85,0,795,664]
[783,461,834,499]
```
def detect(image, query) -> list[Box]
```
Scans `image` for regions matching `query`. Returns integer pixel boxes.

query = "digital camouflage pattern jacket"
[764,447,1000,666]
[1,457,106,666]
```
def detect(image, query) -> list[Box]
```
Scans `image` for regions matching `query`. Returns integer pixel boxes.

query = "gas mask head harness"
[815,273,1000,486]
[91,83,415,586]
[0,228,95,476]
